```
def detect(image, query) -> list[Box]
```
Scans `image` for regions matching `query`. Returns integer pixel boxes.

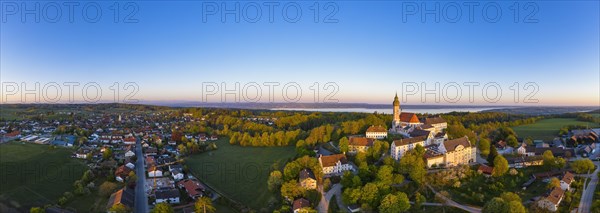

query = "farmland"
[0,142,86,211]
[513,118,599,141]
[186,138,296,210]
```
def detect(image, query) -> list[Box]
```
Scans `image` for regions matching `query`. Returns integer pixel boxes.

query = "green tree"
[30,207,44,213]
[543,150,556,169]
[151,203,174,213]
[571,158,595,174]
[482,197,508,213]
[99,181,118,197]
[103,148,113,160]
[507,201,526,213]
[195,197,216,213]
[267,171,283,192]
[499,192,521,203]
[479,138,491,156]
[339,137,349,153]
[360,183,380,208]
[281,180,305,199]
[492,155,509,177]
[323,178,332,192]
[379,193,410,213]
[414,192,426,210]
[505,135,519,147]
[109,203,130,213]
[487,144,498,166]
[398,147,426,185]
[547,177,561,189]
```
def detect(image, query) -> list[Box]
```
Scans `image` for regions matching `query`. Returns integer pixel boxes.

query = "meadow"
[512,118,599,141]
[0,142,87,211]
[186,138,296,211]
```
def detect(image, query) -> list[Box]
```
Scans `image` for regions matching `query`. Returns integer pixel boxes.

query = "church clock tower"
[392,93,401,130]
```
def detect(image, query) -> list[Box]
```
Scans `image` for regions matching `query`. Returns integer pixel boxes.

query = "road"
[317,183,343,213]
[134,138,149,213]
[577,161,599,213]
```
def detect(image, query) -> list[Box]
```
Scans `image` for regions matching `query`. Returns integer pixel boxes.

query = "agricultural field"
[186,138,296,210]
[513,118,599,141]
[0,142,86,211]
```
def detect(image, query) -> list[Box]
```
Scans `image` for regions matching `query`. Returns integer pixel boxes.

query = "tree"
[543,150,555,169]
[505,135,518,147]
[479,138,491,156]
[99,181,118,197]
[360,183,380,208]
[547,177,561,189]
[30,207,44,213]
[507,201,526,213]
[339,137,349,153]
[499,192,521,203]
[267,171,283,192]
[571,158,595,174]
[103,148,113,160]
[398,147,426,185]
[492,155,509,177]
[482,197,508,213]
[414,192,425,210]
[151,203,174,213]
[195,197,216,213]
[487,144,498,166]
[323,178,332,192]
[281,180,305,199]
[109,203,130,213]
[379,193,410,213]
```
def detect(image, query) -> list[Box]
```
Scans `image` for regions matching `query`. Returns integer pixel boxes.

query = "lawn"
[513,118,599,141]
[186,138,296,211]
[0,142,87,211]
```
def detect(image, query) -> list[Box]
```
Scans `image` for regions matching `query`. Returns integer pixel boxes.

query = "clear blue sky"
[1,1,598,106]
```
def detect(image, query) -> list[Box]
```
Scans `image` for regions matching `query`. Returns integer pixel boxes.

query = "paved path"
[427,185,482,213]
[134,138,149,213]
[578,161,599,213]
[317,183,343,213]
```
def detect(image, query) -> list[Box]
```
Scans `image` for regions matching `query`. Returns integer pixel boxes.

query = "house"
[424,117,447,134]
[106,187,135,210]
[318,154,353,176]
[477,164,493,177]
[115,165,133,182]
[560,172,574,191]
[348,137,374,154]
[537,187,564,212]
[155,188,180,204]
[125,162,135,170]
[390,136,426,160]
[124,146,135,158]
[347,204,361,213]
[210,134,218,140]
[148,166,163,177]
[178,179,206,199]
[74,147,92,159]
[424,136,476,167]
[517,143,528,155]
[171,170,184,181]
[570,129,598,142]
[365,125,387,139]
[390,94,423,133]
[299,168,317,190]
[292,198,310,213]
[506,156,543,168]
[524,147,574,158]
[578,143,596,157]
[123,137,136,145]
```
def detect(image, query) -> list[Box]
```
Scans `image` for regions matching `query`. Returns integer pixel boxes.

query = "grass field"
[0,142,87,210]
[513,118,599,141]
[186,138,296,210]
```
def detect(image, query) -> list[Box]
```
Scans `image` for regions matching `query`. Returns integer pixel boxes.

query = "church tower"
[392,93,401,130]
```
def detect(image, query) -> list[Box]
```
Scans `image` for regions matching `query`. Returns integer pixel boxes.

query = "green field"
[0,142,87,210]
[513,118,599,141]
[186,138,296,210]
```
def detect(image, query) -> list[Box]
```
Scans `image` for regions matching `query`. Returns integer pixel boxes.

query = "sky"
[1,1,599,106]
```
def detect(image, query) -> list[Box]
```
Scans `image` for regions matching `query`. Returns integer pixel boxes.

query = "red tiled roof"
[178,179,205,198]
[349,137,374,147]
[319,154,348,167]
[400,112,420,123]
[366,125,387,133]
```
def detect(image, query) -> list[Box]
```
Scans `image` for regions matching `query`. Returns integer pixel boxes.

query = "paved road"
[427,185,482,213]
[134,138,149,213]
[317,183,343,213]
[578,161,599,213]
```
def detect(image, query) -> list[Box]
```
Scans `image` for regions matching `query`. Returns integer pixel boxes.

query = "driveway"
[317,183,343,213]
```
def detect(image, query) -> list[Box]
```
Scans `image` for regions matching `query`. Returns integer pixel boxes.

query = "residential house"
[524,147,574,158]
[106,187,135,210]
[424,117,447,134]
[148,166,163,177]
[123,137,136,145]
[292,198,310,213]
[390,136,426,161]
[477,164,493,177]
[560,172,574,191]
[537,187,564,212]
[124,146,135,158]
[178,179,206,199]
[348,137,374,154]
[318,154,353,176]
[506,156,543,168]
[115,165,133,182]
[365,125,387,139]
[425,137,476,167]
[155,188,180,204]
[299,168,317,190]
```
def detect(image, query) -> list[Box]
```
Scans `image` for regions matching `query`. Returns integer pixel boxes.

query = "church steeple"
[392,93,401,130]
[393,92,400,106]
